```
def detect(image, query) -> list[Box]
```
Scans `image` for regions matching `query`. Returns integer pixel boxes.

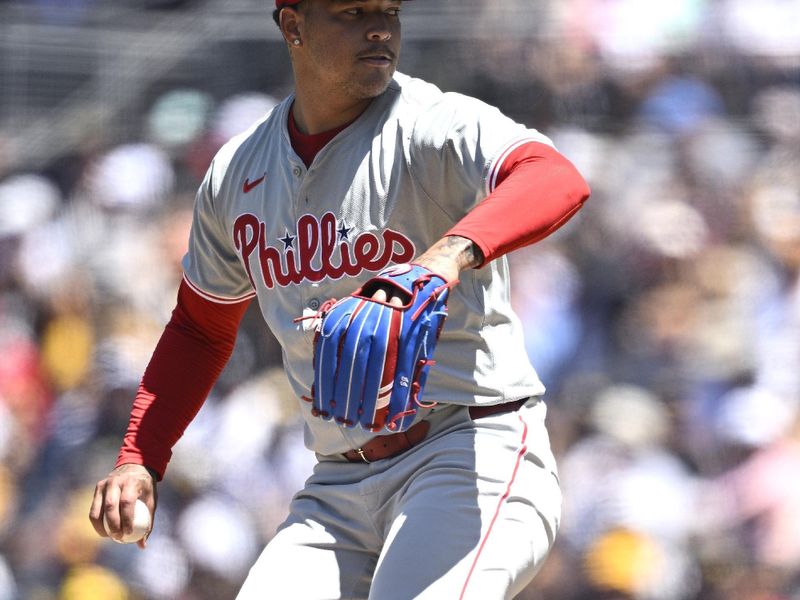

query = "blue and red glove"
[305,264,453,433]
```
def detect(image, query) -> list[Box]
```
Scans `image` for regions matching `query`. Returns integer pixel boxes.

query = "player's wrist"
[455,237,484,270]
[415,235,482,280]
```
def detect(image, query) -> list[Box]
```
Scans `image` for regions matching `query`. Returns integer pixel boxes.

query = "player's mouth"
[357,48,396,67]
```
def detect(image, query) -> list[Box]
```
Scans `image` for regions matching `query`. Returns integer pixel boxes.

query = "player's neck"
[291,88,372,135]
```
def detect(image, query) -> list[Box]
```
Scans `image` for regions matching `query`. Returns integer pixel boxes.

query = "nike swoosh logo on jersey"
[243,174,266,193]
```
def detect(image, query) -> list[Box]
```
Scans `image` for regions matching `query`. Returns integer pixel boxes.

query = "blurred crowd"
[0,0,799,598]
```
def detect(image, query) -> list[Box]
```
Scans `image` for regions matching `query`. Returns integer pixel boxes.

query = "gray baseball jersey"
[182,72,552,456]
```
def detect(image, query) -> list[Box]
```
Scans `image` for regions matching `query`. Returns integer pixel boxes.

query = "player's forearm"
[116,280,250,479]
[447,141,590,265]
[414,235,484,282]
[116,327,231,479]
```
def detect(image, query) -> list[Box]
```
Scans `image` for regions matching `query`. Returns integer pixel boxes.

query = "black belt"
[343,399,529,463]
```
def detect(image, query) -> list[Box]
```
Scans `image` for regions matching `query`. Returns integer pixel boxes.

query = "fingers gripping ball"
[308,264,453,433]
[104,499,151,544]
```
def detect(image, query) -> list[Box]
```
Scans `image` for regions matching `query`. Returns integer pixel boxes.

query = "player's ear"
[279,7,304,47]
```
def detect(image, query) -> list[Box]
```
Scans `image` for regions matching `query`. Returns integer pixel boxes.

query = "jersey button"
[308,298,320,310]
[292,166,302,177]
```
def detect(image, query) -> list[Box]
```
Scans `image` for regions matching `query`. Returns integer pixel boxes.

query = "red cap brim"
[276,0,410,7]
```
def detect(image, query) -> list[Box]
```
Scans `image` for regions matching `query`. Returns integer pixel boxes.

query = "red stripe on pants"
[459,415,529,599]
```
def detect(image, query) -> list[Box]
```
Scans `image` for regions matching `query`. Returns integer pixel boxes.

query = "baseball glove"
[304,263,453,433]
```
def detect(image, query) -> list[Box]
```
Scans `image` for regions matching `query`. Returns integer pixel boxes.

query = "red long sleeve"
[115,278,251,479]
[446,141,590,265]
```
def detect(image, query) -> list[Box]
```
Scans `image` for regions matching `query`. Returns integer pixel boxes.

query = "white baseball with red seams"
[104,499,150,544]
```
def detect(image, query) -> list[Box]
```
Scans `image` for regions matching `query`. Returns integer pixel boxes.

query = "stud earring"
[293,39,301,46]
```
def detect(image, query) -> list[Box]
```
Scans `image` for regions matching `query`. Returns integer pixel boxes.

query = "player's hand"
[369,286,405,306]
[369,236,479,304]
[89,463,157,549]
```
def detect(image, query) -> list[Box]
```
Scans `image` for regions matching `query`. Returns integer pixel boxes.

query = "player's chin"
[352,67,396,98]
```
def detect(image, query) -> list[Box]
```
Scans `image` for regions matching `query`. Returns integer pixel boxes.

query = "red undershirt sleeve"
[446,141,591,266]
[115,278,251,480]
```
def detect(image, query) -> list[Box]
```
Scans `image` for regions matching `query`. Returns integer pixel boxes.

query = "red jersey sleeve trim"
[182,273,257,304]
[485,136,553,195]
[448,141,590,266]
[115,279,250,479]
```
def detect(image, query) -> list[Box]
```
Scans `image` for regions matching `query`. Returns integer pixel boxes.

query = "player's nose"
[366,27,391,42]
[365,14,393,42]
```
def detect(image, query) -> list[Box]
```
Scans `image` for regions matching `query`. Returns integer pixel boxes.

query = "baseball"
[104,498,151,544]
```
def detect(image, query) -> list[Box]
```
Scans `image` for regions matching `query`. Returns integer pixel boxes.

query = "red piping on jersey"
[183,273,256,304]
[459,415,529,599]
[485,137,550,195]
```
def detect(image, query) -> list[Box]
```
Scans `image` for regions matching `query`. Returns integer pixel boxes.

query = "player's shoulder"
[211,101,285,166]
[391,73,506,147]
[206,99,290,194]
[391,72,443,106]
[392,72,490,115]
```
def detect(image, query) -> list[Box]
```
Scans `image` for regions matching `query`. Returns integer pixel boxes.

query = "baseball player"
[89,1,590,598]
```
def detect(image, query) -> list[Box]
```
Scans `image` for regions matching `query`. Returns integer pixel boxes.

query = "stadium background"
[0,0,799,598]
